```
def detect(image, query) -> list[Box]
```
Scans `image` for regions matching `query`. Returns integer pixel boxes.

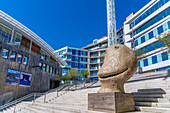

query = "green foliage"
[80,70,90,78]
[134,33,170,61]
[134,49,147,60]
[67,68,80,81]
[155,33,170,54]
[57,73,71,83]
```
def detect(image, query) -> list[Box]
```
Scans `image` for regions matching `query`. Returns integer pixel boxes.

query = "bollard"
[13,105,16,113]
[57,89,59,97]
[44,93,46,103]
[33,93,36,103]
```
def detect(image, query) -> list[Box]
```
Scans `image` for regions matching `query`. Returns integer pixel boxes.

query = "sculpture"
[98,44,138,93]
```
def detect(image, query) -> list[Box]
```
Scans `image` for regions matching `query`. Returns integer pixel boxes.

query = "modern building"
[124,0,170,72]
[55,46,88,79]
[83,27,125,79]
[0,10,64,105]
[83,36,108,80]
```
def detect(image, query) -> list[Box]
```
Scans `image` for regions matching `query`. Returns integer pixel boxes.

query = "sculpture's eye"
[115,46,119,49]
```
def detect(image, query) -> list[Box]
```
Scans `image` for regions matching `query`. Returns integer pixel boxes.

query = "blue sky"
[0,0,150,50]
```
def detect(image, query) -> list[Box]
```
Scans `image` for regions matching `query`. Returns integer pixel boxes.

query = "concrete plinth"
[88,92,135,113]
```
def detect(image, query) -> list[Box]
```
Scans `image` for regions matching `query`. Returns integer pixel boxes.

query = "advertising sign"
[5,69,21,86]
[19,72,32,87]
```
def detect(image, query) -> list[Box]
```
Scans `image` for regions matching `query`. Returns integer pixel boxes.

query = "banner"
[5,69,21,86]
[19,72,32,87]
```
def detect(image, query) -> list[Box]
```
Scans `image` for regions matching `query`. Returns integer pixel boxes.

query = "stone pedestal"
[88,92,135,113]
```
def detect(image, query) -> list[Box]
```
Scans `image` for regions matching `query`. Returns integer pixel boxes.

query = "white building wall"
[124,0,170,72]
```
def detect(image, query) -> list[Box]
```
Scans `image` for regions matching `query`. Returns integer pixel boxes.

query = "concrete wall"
[0,42,62,105]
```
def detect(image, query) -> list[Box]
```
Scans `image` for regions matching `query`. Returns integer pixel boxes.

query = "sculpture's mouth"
[99,68,128,79]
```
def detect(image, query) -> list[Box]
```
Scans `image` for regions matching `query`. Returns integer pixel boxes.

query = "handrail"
[0,84,69,111]
[0,93,34,110]
[0,80,99,112]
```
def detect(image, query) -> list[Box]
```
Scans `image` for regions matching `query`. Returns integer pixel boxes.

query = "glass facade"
[56,47,88,76]
[130,0,170,29]
[131,7,170,37]
[132,21,170,47]
[0,24,22,49]
[138,52,170,67]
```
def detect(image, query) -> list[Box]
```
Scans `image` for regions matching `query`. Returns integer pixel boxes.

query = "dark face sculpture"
[98,44,138,93]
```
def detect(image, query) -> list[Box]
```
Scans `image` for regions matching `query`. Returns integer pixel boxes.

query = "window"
[39,62,42,70]
[145,33,149,41]
[141,36,145,43]
[153,29,158,37]
[143,59,148,67]
[162,52,168,61]
[72,50,76,55]
[138,62,140,67]
[10,51,16,61]
[168,21,170,29]
[46,65,49,72]
[23,56,28,65]
[135,40,138,46]
[2,49,9,59]
[140,60,144,67]
[157,53,162,63]
[138,38,141,45]
[152,55,157,64]
[17,54,22,63]
[157,26,163,34]
[43,64,46,71]
[149,31,153,39]
[148,57,152,65]
[50,67,53,74]
[163,22,169,32]
[12,33,22,48]
[72,56,76,61]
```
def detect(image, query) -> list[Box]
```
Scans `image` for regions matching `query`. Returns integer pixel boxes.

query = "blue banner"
[19,72,32,87]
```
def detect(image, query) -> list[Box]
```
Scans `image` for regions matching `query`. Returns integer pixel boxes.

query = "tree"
[134,33,170,60]
[154,33,170,54]
[67,68,80,81]
[80,70,90,78]
[57,73,71,84]
[134,49,147,60]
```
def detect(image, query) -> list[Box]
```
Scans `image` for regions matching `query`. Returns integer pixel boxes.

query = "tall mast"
[106,0,117,46]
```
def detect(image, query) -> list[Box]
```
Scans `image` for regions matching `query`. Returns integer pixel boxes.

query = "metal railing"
[0,80,99,113]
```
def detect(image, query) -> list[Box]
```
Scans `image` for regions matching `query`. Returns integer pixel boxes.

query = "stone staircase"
[125,70,170,113]
[0,70,170,113]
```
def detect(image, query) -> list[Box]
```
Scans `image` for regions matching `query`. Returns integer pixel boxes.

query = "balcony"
[63,51,72,55]
[90,61,98,64]
[90,55,99,58]
[65,58,71,62]
[63,65,71,68]
[90,67,98,71]
[101,44,107,48]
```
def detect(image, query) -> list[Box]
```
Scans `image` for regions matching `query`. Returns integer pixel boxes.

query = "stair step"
[28,102,104,113]
[133,90,170,94]
[123,111,150,113]
[135,102,170,108]
[17,104,44,113]
[135,98,170,103]
[22,103,73,113]
[134,94,170,98]
[135,106,170,113]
